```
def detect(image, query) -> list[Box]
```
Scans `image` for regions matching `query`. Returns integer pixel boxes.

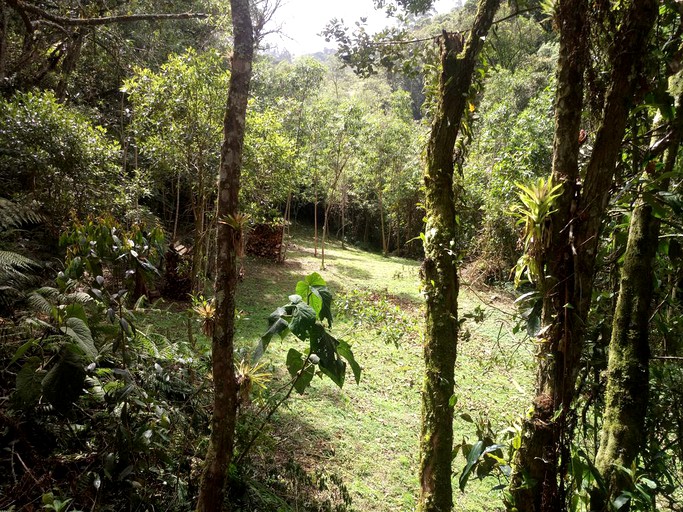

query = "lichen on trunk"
[418,1,501,510]
[195,0,254,510]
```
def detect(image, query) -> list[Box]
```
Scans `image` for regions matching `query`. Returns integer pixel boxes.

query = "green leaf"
[310,324,346,388]
[15,357,45,406]
[11,338,38,364]
[613,494,630,510]
[524,299,543,337]
[42,349,86,408]
[288,298,317,340]
[286,348,314,394]
[316,287,333,327]
[61,317,97,361]
[337,339,361,384]
[459,440,484,491]
[65,302,88,324]
[296,273,333,325]
[253,316,290,362]
[639,477,656,490]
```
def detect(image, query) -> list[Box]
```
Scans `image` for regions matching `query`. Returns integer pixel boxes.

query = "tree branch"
[14,1,209,27]
[361,7,537,48]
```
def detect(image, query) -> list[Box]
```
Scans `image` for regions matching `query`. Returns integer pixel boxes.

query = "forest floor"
[145,226,535,512]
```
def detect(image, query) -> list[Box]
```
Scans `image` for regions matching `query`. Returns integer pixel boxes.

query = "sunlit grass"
[232,224,532,512]
[137,223,532,511]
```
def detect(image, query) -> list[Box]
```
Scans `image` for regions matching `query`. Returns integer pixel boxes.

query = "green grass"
[229,227,534,512]
[139,225,534,511]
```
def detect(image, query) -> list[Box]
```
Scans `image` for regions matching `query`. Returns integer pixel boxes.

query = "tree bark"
[592,101,682,510]
[418,2,500,511]
[509,2,658,511]
[195,0,253,510]
[0,2,8,80]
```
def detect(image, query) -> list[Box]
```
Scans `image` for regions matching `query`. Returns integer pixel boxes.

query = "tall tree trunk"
[55,29,85,101]
[379,187,388,256]
[195,0,253,509]
[509,2,658,511]
[173,171,181,241]
[314,187,319,257]
[0,2,8,80]
[341,182,346,249]
[418,1,500,511]
[592,101,682,510]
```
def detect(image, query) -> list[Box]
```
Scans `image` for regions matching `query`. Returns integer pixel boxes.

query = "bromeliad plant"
[511,176,563,289]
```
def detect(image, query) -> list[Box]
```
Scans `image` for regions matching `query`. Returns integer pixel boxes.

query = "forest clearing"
[2,0,683,511]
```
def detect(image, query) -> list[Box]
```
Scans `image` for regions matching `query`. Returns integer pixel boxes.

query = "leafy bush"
[0,91,121,228]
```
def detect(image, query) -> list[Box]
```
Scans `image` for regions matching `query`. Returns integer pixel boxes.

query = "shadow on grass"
[233,404,355,512]
[333,263,373,280]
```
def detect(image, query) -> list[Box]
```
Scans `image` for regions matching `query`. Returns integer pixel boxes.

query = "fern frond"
[0,198,43,231]
[67,291,93,304]
[0,250,36,270]
[28,291,53,313]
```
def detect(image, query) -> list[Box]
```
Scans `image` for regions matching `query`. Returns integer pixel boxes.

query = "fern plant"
[0,198,43,313]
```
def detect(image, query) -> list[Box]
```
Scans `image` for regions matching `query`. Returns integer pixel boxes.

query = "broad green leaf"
[11,338,38,364]
[286,348,314,394]
[253,317,290,362]
[288,299,317,340]
[316,287,333,327]
[613,494,630,510]
[337,339,361,384]
[310,324,346,388]
[61,317,97,361]
[524,299,543,337]
[459,440,484,491]
[42,350,86,407]
[15,357,44,406]
[65,303,88,324]
[296,273,332,324]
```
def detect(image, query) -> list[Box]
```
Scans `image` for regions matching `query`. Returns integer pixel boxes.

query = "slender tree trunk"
[195,0,253,509]
[279,191,291,262]
[314,188,319,257]
[173,172,181,241]
[321,202,331,270]
[341,183,346,249]
[379,187,388,256]
[509,0,588,507]
[509,2,658,511]
[55,29,85,101]
[592,102,682,510]
[418,1,500,511]
[0,3,8,80]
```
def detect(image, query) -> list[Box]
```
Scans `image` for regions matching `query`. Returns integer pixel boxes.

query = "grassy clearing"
[231,227,534,512]
[139,225,534,511]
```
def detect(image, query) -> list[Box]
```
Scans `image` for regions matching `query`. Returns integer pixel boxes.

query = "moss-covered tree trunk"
[508,2,658,511]
[508,1,588,508]
[195,0,253,510]
[418,1,500,510]
[593,97,683,509]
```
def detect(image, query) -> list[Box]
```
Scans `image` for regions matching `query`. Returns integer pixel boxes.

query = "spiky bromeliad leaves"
[511,176,563,288]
